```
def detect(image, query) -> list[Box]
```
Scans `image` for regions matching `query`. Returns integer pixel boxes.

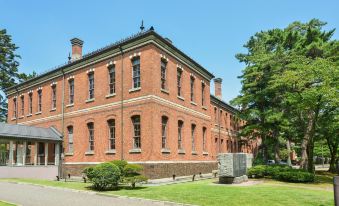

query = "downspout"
[119,46,124,160]
[218,102,221,154]
[60,68,65,177]
[15,87,19,124]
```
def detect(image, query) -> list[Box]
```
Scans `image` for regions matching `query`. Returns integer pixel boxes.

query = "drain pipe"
[60,68,65,177]
[15,86,19,124]
[119,46,124,160]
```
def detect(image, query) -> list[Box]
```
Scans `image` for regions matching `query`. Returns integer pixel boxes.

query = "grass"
[0,201,15,206]
[0,177,333,206]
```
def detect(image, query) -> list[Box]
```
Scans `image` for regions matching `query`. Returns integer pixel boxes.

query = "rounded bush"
[274,171,315,183]
[248,165,267,178]
[84,162,121,190]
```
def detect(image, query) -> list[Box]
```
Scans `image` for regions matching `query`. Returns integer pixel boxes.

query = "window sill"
[160,88,169,94]
[64,153,74,156]
[105,150,116,154]
[190,101,197,106]
[202,106,208,110]
[50,108,56,112]
[178,149,186,154]
[129,87,141,93]
[177,96,185,101]
[18,116,24,119]
[191,151,198,155]
[85,98,95,103]
[105,93,116,99]
[203,151,209,156]
[161,148,171,154]
[66,104,74,108]
[26,114,32,117]
[11,117,16,121]
[85,151,95,155]
[129,148,141,153]
[35,112,42,115]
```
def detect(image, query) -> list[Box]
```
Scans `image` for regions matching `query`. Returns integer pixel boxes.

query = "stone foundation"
[219,175,248,184]
[62,161,217,179]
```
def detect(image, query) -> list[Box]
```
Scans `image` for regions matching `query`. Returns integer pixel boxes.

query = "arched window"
[87,122,94,151]
[178,120,184,150]
[202,127,207,152]
[37,89,42,112]
[107,119,116,150]
[191,124,196,152]
[13,97,17,118]
[67,126,74,153]
[161,116,168,149]
[131,115,141,149]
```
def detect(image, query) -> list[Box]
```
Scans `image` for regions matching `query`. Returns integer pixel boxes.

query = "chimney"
[214,78,222,99]
[70,38,84,61]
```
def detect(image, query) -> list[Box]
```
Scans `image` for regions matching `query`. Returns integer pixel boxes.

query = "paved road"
[0,182,181,206]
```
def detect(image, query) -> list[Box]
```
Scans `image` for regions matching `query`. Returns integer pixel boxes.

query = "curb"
[0,199,22,206]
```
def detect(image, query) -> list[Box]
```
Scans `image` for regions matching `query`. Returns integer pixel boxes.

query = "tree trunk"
[286,139,292,166]
[274,138,281,163]
[300,112,316,171]
[327,137,338,173]
[307,137,315,173]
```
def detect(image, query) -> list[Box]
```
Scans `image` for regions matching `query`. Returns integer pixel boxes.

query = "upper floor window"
[220,110,223,127]
[20,96,24,116]
[178,120,184,150]
[13,98,17,118]
[203,127,207,151]
[161,60,167,90]
[191,124,196,152]
[214,107,217,122]
[108,119,116,150]
[177,69,183,96]
[88,72,95,99]
[161,116,168,149]
[108,65,116,94]
[51,85,56,109]
[69,79,74,104]
[190,77,195,102]
[201,82,205,106]
[67,126,74,153]
[132,57,141,89]
[132,115,141,149]
[28,93,33,114]
[87,122,94,151]
[37,90,42,112]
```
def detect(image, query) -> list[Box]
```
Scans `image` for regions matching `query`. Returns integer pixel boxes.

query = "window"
[177,69,182,96]
[201,82,205,106]
[13,98,17,118]
[67,126,74,153]
[220,110,223,127]
[108,119,116,150]
[161,60,167,90]
[191,124,196,152]
[161,116,168,149]
[203,127,207,151]
[190,77,195,102]
[69,79,74,104]
[28,93,33,114]
[51,85,56,109]
[178,120,183,150]
[37,90,42,112]
[88,72,94,99]
[20,96,24,116]
[214,107,217,122]
[87,123,94,151]
[108,65,115,94]
[132,57,141,89]
[132,115,141,149]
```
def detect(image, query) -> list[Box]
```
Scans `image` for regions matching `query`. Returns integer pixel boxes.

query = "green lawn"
[0,177,333,206]
[0,201,15,206]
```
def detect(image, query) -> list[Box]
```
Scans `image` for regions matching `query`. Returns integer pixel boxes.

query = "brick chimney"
[214,78,222,99]
[70,38,84,61]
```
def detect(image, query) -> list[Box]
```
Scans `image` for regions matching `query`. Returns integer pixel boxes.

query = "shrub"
[248,165,292,178]
[124,175,148,188]
[83,162,121,190]
[111,160,128,175]
[123,164,148,188]
[274,171,315,183]
[248,165,267,178]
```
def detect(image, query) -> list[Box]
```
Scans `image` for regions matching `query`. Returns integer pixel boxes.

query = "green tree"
[0,29,36,122]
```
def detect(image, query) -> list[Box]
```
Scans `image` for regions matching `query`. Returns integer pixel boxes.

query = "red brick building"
[5,29,258,178]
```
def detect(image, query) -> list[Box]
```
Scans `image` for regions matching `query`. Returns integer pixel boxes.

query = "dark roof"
[210,95,239,114]
[0,123,62,142]
[5,29,214,93]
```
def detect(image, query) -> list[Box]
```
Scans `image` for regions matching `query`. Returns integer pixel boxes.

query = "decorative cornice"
[160,54,169,62]
[106,60,116,67]
[86,68,95,74]
[129,52,141,59]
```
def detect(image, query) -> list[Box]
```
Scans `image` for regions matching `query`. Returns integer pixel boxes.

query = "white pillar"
[34,142,38,166]
[23,141,27,166]
[9,141,14,166]
[55,143,60,166]
[45,143,48,166]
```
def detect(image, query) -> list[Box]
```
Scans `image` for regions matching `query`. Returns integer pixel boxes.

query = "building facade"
[5,29,258,179]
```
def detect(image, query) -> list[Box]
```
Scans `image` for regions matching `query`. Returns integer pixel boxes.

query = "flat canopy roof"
[0,123,62,142]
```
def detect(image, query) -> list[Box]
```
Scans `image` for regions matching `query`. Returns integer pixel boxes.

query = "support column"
[55,143,60,166]
[45,143,48,166]
[23,141,27,166]
[9,141,14,166]
[34,142,38,166]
